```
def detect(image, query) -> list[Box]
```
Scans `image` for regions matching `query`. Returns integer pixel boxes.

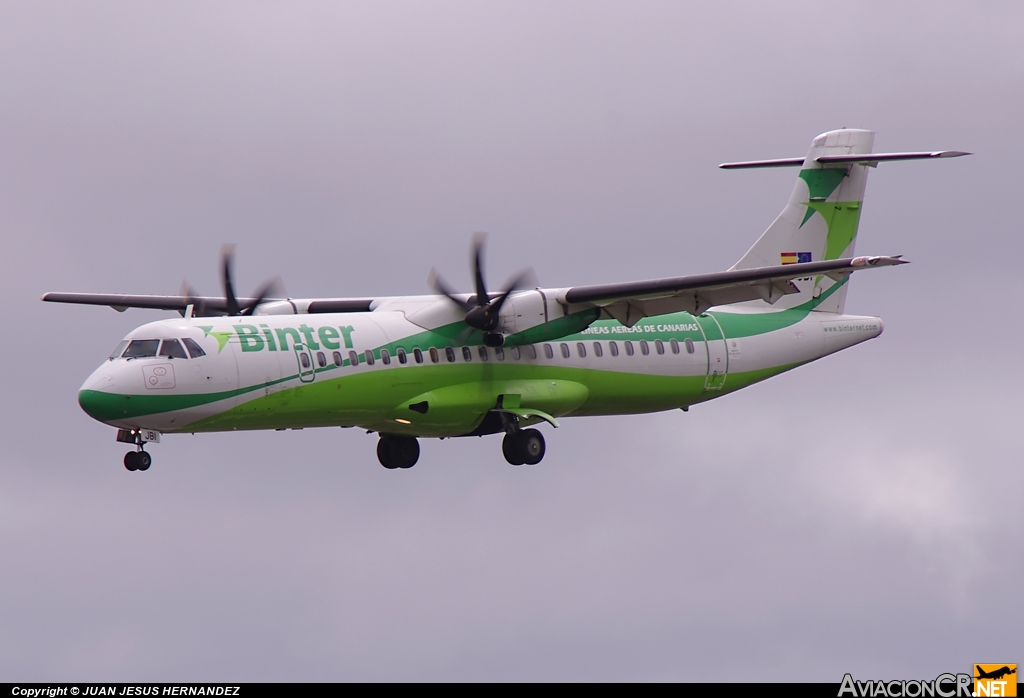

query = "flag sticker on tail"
[781,252,812,265]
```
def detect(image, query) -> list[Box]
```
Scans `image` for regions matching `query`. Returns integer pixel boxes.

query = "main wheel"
[377,435,420,469]
[502,432,526,466]
[520,429,545,465]
[124,451,139,471]
[136,451,152,471]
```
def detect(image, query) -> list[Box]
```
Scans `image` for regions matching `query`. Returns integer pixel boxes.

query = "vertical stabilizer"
[730,129,875,313]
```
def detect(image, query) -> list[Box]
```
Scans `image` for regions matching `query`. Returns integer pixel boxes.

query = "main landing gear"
[124,449,152,472]
[502,428,545,466]
[377,434,420,469]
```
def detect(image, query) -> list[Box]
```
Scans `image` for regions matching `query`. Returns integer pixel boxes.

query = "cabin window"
[593,342,603,357]
[123,339,160,358]
[381,349,391,365]
[364,350,375,366]
[159,339,188,359]
[182,338,206,358]
[609,341,619,357]
[349,350,359,366]
[478,346,489,361]
[525,345,537,360]
[685,338,695,354]
[333,351,343,367]
[624,341,634,356]
[445,347,456,363]
[397,348,407,364]
[655,339,665,355]
[560,343,570,359]
[317,351,327,368]
[543,344,554,359]
[576,342,586,358]
[510,346,521,360]
[462,347,473,362]
[413,348,424,364]
[299,352,311,369]
[428,347,439,363]
[493,347,504,361]
[640,341,650,356]
[670,339,680,355]
[109,340,129,360]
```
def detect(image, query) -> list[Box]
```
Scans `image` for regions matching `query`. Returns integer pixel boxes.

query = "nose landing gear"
[123,449,152,471]
[502,428,545,466]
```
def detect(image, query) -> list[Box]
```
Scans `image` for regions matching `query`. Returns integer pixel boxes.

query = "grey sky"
[1,1,1021,681]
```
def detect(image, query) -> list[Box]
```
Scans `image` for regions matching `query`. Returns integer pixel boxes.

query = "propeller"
[181,245,282,317]
[429,233,534,346]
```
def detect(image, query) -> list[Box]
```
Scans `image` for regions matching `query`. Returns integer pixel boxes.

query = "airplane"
[975,666,1017,681]
[43,129,968,472]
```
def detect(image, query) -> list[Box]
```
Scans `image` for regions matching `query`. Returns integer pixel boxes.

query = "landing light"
[394,418,412,425]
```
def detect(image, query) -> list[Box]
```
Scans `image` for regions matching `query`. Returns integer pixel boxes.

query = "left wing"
[559,255,906,326]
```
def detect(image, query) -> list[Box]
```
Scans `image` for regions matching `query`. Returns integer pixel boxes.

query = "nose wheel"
[124,450,152,472]
[502,429,545,466]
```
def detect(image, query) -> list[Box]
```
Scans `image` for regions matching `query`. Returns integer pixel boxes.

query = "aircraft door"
[696,315,728,390]
[294,343,316,383]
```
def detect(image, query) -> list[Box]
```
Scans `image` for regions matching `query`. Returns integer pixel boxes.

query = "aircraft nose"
[78,368,117,423]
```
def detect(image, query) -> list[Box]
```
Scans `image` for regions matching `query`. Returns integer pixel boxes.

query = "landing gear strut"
[502,428,545,466]
[377,434,420,469]
[123,449,152,472]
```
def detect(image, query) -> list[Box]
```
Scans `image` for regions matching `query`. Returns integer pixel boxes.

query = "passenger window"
[544,344,554,359]
[609,341,619,357]
[159,339,188,359]
[576,342,586,358]
[333,351,343,367]
[478,346,488,361]
[462,347,472,362]
[349,350,359,366]
[525,345,537,360]
[670,339,680,354]
[495,347,504,361]
[397,349,407,364]
[300,353,311,369]
[381,349,391,365]
[640,341,650,356]
[685,338,695,354]
[510,346,521,360]
[624,341,634,356]
[182,338,206,358]
[123,339,160,358]
[593,342,603,357]
[429,347,439,363]
[445,347,456,363]
[655,340,665,355]
[364,350,375,366]
[108,340,129,360]
[317,351,327,368]
[413,348,423,364]
[560,343,570,358]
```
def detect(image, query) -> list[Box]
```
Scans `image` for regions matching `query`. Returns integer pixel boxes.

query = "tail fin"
[730,129,876,313]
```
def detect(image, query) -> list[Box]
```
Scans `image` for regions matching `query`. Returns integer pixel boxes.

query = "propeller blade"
[471,232,488,307]
[486,269,534,317]
[429,269,474,312]
[220,244,240,316]
[240,277,283,316]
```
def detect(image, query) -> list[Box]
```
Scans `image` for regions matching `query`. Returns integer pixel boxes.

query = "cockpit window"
[158,339,188,359]
[109,341,129,360]
[182,338,206,358]
[122,339,160,358]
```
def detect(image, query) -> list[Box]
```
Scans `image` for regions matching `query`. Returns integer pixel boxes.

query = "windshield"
[108,340,129,360]
[122,339,160,358]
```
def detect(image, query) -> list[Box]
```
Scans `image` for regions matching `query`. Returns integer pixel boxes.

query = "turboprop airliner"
[44,129,967,471]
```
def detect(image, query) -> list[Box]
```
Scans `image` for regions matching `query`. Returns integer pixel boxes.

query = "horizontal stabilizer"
[720,150,970,169]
